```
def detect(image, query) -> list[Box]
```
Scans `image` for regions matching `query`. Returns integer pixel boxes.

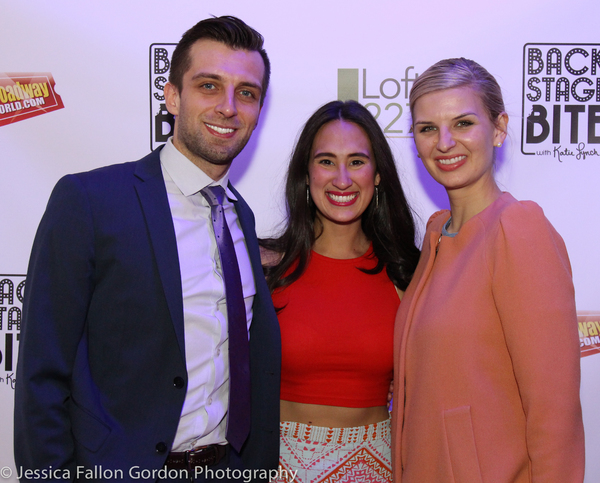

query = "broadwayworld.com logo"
[579,312,600,358]
[0,73,64,127]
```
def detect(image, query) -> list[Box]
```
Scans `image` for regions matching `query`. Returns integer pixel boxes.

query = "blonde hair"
[410,58,505,125]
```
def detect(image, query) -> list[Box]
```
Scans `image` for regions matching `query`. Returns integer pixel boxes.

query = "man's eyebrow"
[189,73,262,92]
[236,81,262,93]
[190,72,221,82]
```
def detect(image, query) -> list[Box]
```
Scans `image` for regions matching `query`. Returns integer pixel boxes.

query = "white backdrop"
[1,0,598,481]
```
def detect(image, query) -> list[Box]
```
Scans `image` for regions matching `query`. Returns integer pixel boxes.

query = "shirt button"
[173,377,185,389]
[216,348,221,356]
[156,442,167,453]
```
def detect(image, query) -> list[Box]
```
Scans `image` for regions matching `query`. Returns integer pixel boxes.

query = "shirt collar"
[159,137,237,201]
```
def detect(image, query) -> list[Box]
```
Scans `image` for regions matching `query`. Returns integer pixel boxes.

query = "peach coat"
[392,192,584,482]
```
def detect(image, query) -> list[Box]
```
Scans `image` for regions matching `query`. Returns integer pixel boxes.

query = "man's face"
[165,39,265,179]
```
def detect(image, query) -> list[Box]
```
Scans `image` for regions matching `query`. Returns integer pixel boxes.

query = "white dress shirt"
[159,138,255,451]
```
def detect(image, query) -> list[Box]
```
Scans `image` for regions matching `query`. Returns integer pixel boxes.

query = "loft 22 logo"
[337,67,418,138]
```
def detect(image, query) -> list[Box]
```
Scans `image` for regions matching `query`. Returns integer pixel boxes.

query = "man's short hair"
[169,15,271,106]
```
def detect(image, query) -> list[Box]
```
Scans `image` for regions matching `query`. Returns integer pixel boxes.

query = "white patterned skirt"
[273,417,392,483]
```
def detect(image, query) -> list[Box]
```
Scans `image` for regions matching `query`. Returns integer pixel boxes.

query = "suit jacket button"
[173,376,185,388]
[156,442,167,453]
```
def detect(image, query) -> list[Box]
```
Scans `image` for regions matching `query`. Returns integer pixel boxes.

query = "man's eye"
[240,90,255,98]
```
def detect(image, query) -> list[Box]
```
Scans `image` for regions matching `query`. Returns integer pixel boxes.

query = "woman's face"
[412,86,507,194]
[308,120,380,228]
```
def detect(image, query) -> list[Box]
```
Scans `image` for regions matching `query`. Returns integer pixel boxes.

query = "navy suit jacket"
[14,148,281,480]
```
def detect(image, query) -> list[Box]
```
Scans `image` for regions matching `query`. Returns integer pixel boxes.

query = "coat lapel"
[228,182,263,292]
[133,149,186,358]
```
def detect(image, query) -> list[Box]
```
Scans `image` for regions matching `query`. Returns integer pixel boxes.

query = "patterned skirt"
[273,418,392,483]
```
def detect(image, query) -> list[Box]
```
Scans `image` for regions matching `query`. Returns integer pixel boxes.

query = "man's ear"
[164,82,180,116]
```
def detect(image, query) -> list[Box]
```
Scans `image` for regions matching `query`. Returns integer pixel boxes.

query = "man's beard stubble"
[178,120,249,167]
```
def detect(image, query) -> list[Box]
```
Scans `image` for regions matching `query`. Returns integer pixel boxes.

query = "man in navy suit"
[14,16,281,482]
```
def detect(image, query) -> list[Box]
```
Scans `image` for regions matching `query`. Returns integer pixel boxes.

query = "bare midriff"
[280,400,389,428]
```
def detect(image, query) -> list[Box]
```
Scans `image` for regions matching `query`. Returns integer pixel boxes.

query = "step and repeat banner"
[2,0,599,481]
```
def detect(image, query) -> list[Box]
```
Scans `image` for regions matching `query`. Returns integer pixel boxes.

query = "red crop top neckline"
[272,248,399,408]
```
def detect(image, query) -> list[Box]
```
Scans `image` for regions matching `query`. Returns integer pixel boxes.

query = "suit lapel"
[228,183,263,294]
[134,149,186,358]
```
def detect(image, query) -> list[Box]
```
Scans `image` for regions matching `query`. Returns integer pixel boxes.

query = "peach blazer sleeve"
[492,201,584,481]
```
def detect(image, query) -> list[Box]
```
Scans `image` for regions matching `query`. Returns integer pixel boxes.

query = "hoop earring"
[375,186,379,209]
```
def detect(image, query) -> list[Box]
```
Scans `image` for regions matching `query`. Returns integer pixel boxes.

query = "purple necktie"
[201,185,251,452]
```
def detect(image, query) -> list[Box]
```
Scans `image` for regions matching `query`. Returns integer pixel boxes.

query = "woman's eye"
[457,120,474,127]
[350,159,365,166]
[419,125,435,133]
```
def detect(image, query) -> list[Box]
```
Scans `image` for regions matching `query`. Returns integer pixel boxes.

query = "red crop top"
[272,247,400,408]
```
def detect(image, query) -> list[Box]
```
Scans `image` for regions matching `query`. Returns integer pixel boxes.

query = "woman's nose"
[333,166,352,189]
[437,126,456,152]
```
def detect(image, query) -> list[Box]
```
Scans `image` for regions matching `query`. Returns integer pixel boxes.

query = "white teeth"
[438,155,466,165]
[328,193,358,202]
[206,123,235,134]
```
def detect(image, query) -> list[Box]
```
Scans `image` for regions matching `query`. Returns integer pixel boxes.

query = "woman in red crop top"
[260,101,420,483]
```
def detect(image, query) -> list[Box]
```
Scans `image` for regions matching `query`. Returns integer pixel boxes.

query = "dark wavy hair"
[261,100,420,293]
[169,15,270,106]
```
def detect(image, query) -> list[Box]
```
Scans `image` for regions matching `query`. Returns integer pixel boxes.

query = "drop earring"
[306,185,310,204]
[375,186,379,209]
